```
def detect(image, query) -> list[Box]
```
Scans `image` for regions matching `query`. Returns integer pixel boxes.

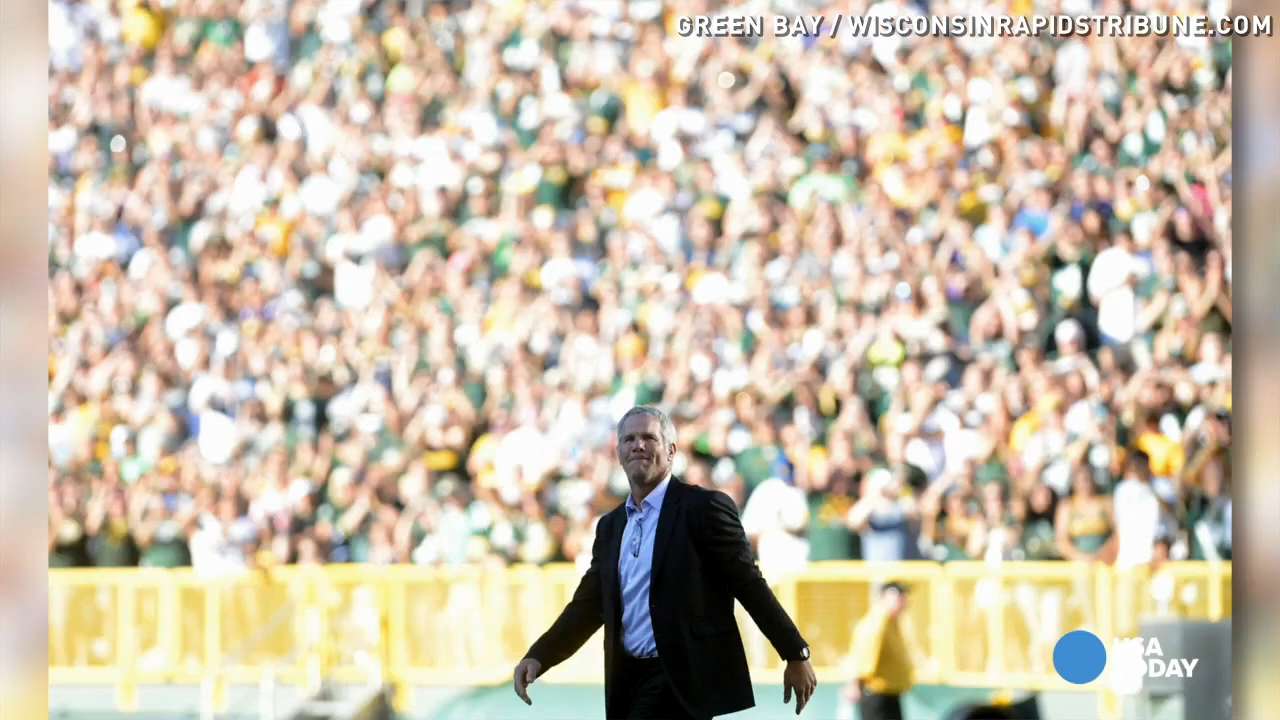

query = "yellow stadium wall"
[49,561,1231,715]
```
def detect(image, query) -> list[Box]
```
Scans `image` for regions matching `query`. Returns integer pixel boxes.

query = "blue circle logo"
[1053,630,1107,684]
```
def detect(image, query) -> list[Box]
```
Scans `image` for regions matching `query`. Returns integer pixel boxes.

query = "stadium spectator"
[740,474,811,579]
[1016,481,1060,562]
[1185,424,1232,561]
[848,467,922,562]
[919,476,983,562]
[1056,464,1115,563]
[1112,450,1168,571]
[841,581,926,720]
[971,481,1019,562]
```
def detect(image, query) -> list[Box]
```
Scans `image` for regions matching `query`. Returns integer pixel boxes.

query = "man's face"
[617,414,674,487]
[883,588,907,617]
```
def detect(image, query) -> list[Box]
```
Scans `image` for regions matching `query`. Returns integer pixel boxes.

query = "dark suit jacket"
[525,478,809,719]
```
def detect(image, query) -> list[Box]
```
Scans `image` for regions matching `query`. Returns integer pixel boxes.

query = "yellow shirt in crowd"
[1136,430,1186,479]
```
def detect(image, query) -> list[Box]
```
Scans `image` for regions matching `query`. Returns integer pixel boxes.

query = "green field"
[427,683,1023,720]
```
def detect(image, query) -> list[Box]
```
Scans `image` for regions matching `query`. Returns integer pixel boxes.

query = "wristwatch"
[793,645,811,662]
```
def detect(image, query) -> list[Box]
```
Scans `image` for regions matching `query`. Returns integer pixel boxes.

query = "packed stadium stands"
[48,0,1231,584]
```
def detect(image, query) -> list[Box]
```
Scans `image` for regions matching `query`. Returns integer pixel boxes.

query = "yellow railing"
[49,561,1231,714]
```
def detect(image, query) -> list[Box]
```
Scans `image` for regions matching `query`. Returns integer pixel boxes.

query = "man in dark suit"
[513,405,817,719]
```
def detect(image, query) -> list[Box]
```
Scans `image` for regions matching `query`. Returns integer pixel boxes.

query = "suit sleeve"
[697,490,808,662]
[525,516,607,670]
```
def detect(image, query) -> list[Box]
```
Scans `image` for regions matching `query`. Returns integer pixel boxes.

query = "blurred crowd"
[48,0,1232,578]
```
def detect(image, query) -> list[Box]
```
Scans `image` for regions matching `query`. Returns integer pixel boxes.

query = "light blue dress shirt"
[618,474,671,659]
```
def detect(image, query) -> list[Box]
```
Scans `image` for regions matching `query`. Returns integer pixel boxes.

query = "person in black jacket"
[513,405,817,719]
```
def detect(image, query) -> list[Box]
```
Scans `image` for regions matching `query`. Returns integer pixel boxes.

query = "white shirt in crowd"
[741,477,810,580]
[190,515,255,578]
[1112,477,1160,570]
[1088,245,1153,345]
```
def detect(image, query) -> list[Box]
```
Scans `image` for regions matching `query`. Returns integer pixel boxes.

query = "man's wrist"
[788,645,811,663]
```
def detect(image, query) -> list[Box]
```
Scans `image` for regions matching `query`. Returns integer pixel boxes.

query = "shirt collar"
[626,474,672,515]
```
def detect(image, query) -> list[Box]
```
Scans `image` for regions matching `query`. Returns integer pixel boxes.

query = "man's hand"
[782,659,817,715]
[512,657,542,706]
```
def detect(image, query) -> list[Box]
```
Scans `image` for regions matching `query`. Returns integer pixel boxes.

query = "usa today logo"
[1053,630,1200,695]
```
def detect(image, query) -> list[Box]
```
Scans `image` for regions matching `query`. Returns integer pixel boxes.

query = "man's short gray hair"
[616,405,677,448]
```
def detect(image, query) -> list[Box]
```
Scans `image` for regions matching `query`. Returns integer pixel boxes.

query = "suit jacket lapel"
[650,477,684,583]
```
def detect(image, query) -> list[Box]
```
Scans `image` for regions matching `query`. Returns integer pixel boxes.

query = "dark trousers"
[859,691,904,720]
[615,654,701,720]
